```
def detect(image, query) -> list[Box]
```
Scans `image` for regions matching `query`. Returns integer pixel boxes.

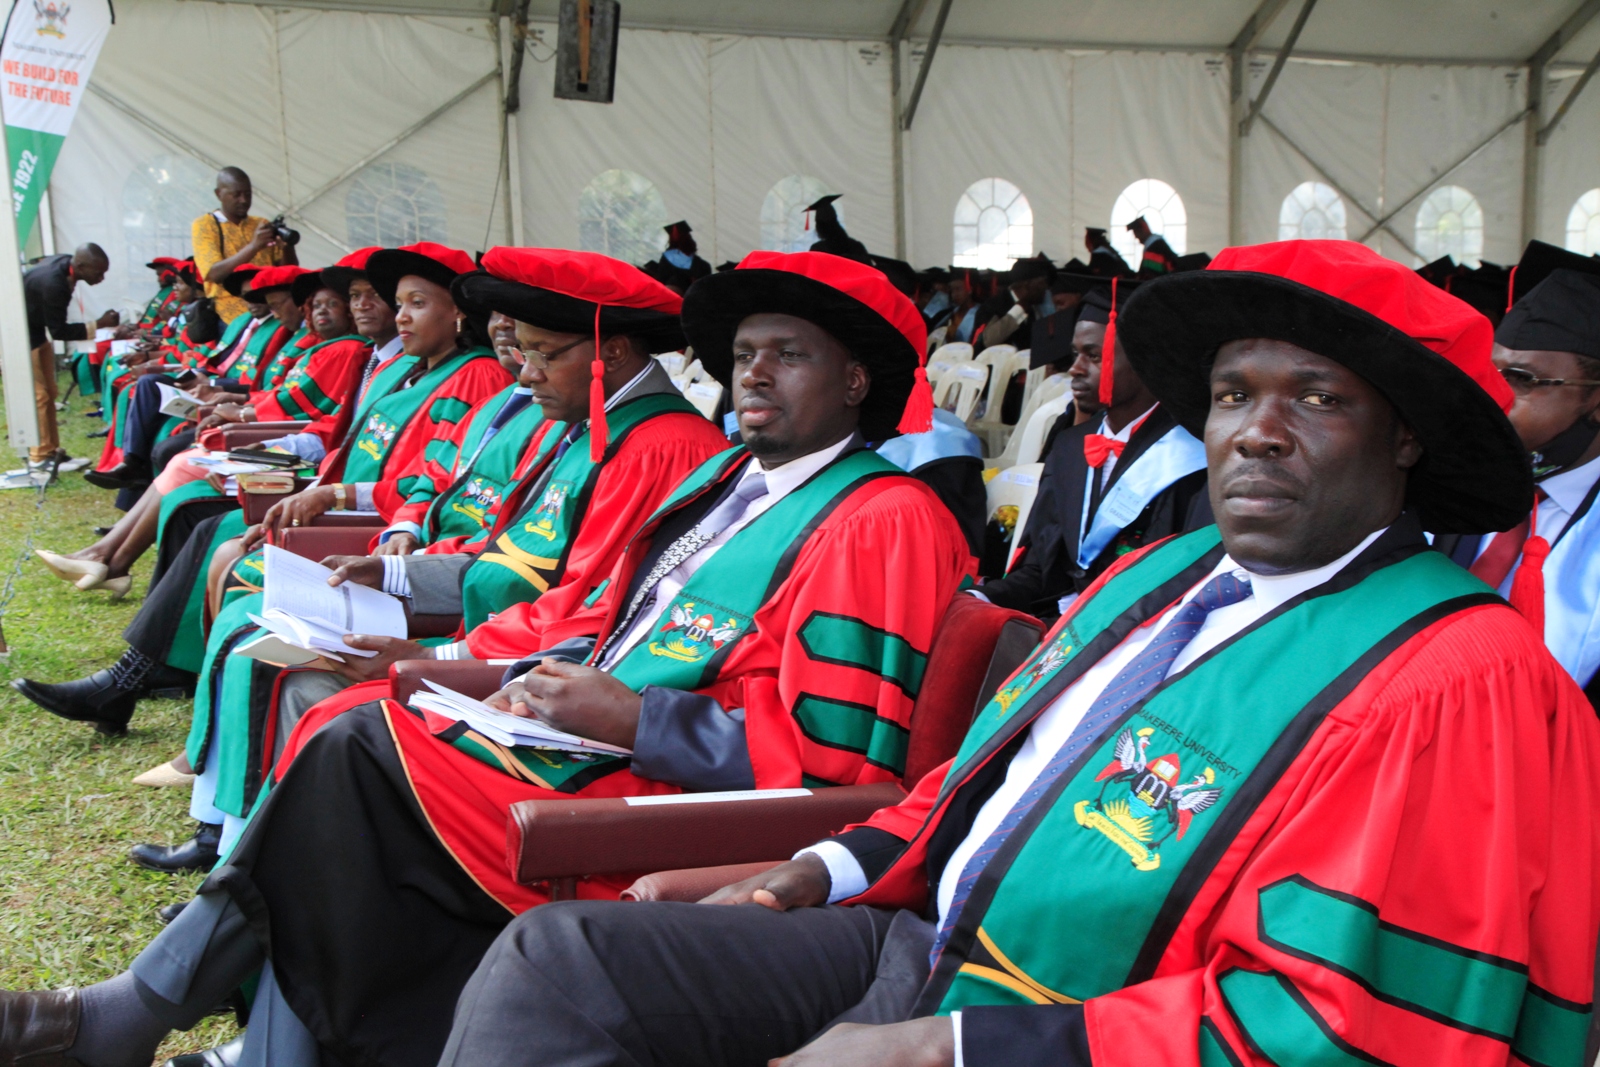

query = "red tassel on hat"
[804,209,812,232]
[1098,276,1119,408]
[897,365,935,436]
[1506,264,1518,313]
[1508,502,1548,635]
[589,304,609,461]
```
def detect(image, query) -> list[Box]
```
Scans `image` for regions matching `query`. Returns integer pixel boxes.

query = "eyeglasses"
[495,335,590,370]
[1499,366,1600,393]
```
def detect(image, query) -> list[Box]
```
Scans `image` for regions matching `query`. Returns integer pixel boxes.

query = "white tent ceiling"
[202,0,1600,66]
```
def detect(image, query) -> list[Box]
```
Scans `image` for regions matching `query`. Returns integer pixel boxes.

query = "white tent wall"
[511,25,897,266]
[47,0,509,317]
[1240,59,1527,265]
[38,1,1600,320]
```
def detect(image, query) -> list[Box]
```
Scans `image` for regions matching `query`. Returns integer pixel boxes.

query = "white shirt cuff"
[353,483,377,511]
[794,839,869,903]
[952,1011,964,1067]
[381,555,412,598]
[964,588,991,603]
[431,641,467,661]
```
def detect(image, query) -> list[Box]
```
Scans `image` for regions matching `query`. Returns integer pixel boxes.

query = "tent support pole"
[1520,0,1600,246]
[886,0,927,257]
[1257,113,1422,259]
[900,0,953,130]
[1354,105,1530,243]
[1238,0,1318,137]
[1226,0,1291,245]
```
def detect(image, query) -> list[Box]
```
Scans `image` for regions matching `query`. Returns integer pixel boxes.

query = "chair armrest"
[205,422,310,450]
[621,861,781,903]
[389,659,507,705]
[508,781,907,885]
[277,525,375,561]
[239,484,309,524]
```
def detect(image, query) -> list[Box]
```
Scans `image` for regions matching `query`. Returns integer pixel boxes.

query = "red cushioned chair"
[469,591,1044,901]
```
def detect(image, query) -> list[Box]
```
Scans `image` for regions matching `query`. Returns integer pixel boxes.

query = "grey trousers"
[129,892,319,1067]
[275,671,355,761]
[439,901,934,1067]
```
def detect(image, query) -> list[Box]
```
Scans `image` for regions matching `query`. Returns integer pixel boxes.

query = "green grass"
[0,390,240,1060]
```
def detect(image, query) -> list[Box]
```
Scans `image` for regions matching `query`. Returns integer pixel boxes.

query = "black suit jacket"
[981,407,1209,618]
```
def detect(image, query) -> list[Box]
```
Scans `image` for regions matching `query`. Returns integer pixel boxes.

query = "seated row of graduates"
[5,232,1600,1067]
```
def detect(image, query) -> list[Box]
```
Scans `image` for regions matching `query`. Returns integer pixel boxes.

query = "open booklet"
[156,382,201,419]
[408,678,633,756]
[235,545,408,669]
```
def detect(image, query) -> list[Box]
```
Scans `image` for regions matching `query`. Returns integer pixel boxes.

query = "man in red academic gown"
[0,251,975,1067]
[421,241,1600,1067]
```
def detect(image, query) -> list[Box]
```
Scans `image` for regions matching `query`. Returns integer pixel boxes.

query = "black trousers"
[438,898,934,1067]
[125,508,234,662]
[121,374,176,460]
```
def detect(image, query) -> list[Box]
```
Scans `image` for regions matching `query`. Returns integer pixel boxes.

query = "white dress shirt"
[1090,402,1157,486]
[1473,455,1600,563]
[802,525,1388,923]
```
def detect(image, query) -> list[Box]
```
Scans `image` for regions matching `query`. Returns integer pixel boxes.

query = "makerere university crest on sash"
[1074,726,1225,871]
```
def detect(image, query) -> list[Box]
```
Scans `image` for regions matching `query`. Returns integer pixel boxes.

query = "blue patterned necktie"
[929,571,1253,966]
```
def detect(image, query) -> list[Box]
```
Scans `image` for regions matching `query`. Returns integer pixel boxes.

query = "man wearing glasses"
[1439,259,1600,705]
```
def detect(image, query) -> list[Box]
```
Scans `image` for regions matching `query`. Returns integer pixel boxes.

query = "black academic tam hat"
[1498,268,1600,363]
[665,220,692,235]
[806,194,842,212]
[1510,240,1600,306]
[1029,307,1079,369]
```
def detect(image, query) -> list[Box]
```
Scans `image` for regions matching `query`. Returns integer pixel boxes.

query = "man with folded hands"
[429,242,1600,1067]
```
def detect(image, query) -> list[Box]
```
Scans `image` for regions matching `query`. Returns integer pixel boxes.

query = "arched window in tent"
[345,162,448,248]
[1109,179,1186,268]
[953,178,1033,269]
[1566,189,1600,255]
[1279,181,1347,241]
[761,175,838,253]
[578,169,669,266]
[122,153,215,270]
[1414,185,1483,266]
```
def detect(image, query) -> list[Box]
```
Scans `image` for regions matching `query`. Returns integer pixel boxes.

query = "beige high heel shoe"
[97,575,133,600]
[36,549,108,588]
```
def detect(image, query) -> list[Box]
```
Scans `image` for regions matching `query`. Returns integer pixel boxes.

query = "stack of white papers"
[408,679,632,755]
[234,546,407,669]
[157,383,201,418]
[110,339,137,362]
[187,451,281,477]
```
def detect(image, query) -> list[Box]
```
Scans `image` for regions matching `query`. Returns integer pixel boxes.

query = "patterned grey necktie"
[609,473,770,648]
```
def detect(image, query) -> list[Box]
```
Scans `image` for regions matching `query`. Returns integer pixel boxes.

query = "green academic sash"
[270,332,366,418]
[436,445,903,792]
[922,528,1496,1015]
[459,392,697,629]
[224,315,280,384]
[422,391,548,545]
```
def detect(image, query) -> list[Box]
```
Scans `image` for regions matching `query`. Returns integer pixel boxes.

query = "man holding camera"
[190,165,298,324]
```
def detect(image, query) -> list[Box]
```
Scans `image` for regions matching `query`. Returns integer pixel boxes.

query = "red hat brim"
[1119,268,1531,534]
[366,245,474,310]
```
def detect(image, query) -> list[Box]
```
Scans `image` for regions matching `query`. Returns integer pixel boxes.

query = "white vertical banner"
[0,0,112,451]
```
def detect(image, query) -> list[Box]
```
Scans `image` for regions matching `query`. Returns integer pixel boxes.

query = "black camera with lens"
[267,215,301,246]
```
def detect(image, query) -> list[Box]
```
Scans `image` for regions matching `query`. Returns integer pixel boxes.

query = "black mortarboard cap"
[871,254,919,296]
[716,260,738,272]
[1086,227,1109,241]
[806,194,842,212]
[1076,280,1141,325]
[1172,252,1212,273]
[1124,216,1148,232]
[664,220,692,235]
[1007,254,1056,284]
[1029,307,1079,369]
[1497,268,1600,362]
[1510,240,1600,305]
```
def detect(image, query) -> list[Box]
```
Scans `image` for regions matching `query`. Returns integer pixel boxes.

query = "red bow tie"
[1083,434,1125,469]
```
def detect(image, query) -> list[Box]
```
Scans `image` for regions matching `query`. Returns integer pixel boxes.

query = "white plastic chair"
[928,342,974,365]
[657,352,688,378]
[985,462,1045,573]
[1001,390,1071,470]
[682,379,724,420]
[939,362,989,422]
[990,374,1072,466]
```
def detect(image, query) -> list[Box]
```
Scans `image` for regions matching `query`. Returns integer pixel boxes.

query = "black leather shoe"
[11,674,136,735]
[85,428,108,439]
[82,458,150,491]
[0,988,82,1065]
[129,824,220,874]
[157,901,187,924]
[163,1036,243,1067]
